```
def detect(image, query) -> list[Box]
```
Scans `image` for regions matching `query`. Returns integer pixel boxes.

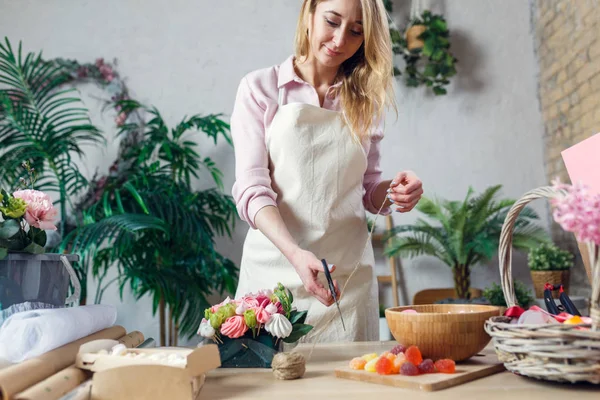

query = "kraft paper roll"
[0,325,126,400]
[13,331,145,400]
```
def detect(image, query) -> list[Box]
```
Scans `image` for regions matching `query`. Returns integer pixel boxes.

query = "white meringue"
[236,303,247,315]
[198,319,216,338]
[265,313,293,339]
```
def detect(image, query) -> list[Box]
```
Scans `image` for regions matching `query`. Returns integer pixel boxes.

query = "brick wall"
[532,0,600,296]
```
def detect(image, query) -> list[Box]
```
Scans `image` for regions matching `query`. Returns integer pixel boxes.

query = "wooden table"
[201,341,599,400]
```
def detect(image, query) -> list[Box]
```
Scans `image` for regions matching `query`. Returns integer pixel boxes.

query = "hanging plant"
[385,2,458,96]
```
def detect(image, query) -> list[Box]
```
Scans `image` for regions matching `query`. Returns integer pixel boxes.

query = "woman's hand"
[387,171,423,212]
[290,248,340,307]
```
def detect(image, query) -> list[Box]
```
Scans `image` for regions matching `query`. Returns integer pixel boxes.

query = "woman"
[230,0,423,343]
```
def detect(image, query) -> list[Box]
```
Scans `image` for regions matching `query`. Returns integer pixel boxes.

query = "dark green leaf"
[0,247,6,259]
[282,324,313,343]
[0,219,20,239]
[433,86,447,95]
[24,241,44,254]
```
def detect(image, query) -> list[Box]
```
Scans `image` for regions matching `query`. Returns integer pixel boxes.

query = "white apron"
[235,87,379,343]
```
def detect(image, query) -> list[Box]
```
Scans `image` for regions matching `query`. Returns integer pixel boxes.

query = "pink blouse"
[230,55,391,229]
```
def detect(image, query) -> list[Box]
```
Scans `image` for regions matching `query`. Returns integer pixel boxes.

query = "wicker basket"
[484,186,600,384]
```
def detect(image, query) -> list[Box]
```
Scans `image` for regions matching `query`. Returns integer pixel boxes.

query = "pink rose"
[12,190,58,230]
[220,316,248,339]
[254,307,271,324]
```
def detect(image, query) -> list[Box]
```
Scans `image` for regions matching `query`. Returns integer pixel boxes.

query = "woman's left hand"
[387,171,423,213]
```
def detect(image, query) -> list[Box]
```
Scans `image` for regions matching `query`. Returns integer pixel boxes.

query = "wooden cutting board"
[334,348,505,392]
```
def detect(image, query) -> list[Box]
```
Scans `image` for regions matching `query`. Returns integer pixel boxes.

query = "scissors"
[321,258,346,331]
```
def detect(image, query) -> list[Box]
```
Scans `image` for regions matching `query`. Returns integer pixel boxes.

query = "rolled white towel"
[0,304,117,363]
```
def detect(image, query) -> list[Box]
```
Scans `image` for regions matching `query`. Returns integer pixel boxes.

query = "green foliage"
[385,4,458,96]
[527,243,573,271]
[0,37,104,236]
[64,99,238,338]
[483,282,535,308]
[384,185,549,298]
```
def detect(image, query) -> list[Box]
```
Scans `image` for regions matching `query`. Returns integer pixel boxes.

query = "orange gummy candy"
[405,346,423,366]
[385,352,397,362]
[434,359,456,373]
[349,357,367,370]
[392,355,405,374]
[375,355,394,375]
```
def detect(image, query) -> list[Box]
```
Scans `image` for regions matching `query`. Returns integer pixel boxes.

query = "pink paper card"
[561,132,600,195]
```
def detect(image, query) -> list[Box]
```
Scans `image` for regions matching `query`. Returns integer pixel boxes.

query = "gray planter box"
[0,253,80,321]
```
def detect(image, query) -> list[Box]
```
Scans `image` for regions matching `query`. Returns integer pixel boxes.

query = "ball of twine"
[271,352,306,380]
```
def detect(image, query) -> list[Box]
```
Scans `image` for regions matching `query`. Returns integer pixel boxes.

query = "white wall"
[0,0,548,345]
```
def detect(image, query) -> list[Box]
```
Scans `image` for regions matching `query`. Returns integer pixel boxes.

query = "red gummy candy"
[390,344,406,355]
[434,359,456,373]
[375,356,393,375]
[400,362,420,376]
[418,359,435,374]
[405,346,423,366]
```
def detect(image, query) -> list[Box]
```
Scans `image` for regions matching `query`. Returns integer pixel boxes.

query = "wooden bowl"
[385,304,501,362]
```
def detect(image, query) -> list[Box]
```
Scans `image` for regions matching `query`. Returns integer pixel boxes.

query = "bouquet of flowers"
[198,283,313,344]
[0,163,58,259]
[551,179,600,303]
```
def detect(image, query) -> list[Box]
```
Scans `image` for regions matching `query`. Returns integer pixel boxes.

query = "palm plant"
[384,185,549,300]
[65,99,238,343]
[0,37,104,236]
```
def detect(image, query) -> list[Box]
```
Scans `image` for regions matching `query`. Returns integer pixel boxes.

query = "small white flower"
[265,313,293,339]
[198,318,215,338]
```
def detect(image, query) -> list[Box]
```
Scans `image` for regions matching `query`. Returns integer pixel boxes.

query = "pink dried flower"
[115,112,127,126]
[254,307,271,324]
[551,179,600,245]
[12,189,58,230]
[255,295,270,308]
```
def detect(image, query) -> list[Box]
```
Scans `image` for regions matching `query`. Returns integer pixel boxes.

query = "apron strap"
[278,88,284,106]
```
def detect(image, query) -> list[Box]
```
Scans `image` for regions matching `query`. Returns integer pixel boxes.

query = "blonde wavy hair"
[294,0,397,142]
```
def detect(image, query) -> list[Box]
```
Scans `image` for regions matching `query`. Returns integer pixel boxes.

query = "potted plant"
[384,185,549,302]
[483,282,535,315]
[0,165,80,318]
[384,3,458,96]
[0,37,103,305]
[527,243,573,298]
[198,283,313,368]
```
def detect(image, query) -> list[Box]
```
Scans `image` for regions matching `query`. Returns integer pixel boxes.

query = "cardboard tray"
[76,339,221,400]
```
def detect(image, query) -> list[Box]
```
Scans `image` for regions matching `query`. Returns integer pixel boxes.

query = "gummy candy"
[365,357,379,372]
[349,357,367,370]
[385,353,397,362]
[400,362,420,376]
[405,346,423,366]
[390,344,406,355]
[564,315,584,325]
[362,353,379,362]
[392,354,406,374]
[434,359,456,373]
[418,359,435,374]
[375,356,393,375]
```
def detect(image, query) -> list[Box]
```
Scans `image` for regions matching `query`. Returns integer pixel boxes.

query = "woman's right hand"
[290,248,340,307]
